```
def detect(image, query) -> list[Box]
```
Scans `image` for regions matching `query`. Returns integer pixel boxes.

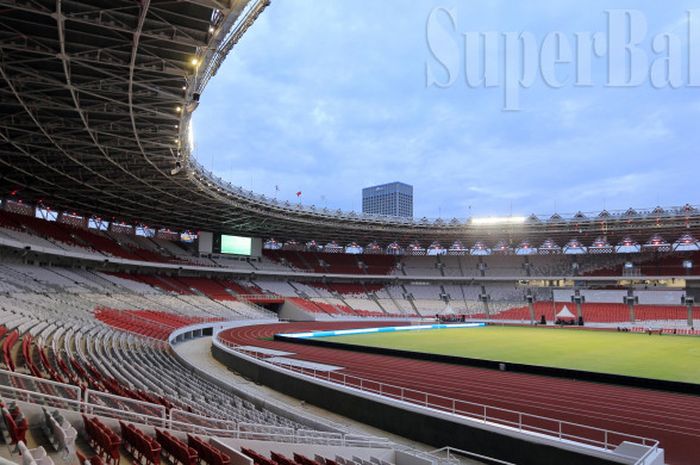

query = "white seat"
[34,457,53,465]
[52,419,77,455]
[17,443,51,465]
[42,409,76,456]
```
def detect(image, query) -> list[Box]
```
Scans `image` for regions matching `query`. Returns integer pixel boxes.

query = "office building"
[362,182,413,217]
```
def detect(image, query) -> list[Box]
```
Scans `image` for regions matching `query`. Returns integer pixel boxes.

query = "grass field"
[316,326,700,384]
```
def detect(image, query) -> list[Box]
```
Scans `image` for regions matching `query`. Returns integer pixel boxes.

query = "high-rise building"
[362,182,413,218]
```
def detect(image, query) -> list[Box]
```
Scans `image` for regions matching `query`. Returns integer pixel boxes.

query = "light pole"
[682,295,695,328]
[571,289,585,325]
[623,289,638,324]
[525,291,535,325]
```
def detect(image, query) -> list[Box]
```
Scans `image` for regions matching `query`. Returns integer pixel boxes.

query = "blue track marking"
[276,322,486,339]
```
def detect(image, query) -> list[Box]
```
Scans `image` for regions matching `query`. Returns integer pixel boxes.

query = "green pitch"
[317,326,700,384]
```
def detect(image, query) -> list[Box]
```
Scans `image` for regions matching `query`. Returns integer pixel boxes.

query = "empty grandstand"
[0,1,698,465]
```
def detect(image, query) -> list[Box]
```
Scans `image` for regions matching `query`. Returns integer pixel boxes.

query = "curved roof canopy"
[3,0,700,245]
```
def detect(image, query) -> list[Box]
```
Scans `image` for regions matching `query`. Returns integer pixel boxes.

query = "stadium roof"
[3,0,700,245]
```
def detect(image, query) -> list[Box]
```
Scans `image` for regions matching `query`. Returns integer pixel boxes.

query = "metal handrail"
[417,446,517,465]
[217,339,660,465]
[0,368,390,449]
[236,294,284,301]
[0,368,82,401]
[85,388,167,418]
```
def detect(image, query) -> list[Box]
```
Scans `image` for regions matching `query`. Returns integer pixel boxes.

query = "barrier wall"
[212,343,643,465]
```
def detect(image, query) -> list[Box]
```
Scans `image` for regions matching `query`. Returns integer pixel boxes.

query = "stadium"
[0,2,698,465]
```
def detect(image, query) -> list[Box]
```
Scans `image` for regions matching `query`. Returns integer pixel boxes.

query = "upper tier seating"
[0,210,175,262]
[399,256,442,277]
[253,280,298,296]
[308,283,384,296]
[6,207,700,282]
[262,251,395,275]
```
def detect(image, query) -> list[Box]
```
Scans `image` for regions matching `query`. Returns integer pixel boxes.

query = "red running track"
[220,321,700,465]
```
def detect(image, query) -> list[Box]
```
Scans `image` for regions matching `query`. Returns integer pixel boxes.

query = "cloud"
[193,0,699,220]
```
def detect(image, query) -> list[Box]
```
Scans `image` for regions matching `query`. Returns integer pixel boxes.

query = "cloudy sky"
[193,0,700,219]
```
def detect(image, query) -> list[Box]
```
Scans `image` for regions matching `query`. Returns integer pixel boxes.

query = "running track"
[219,321,700,465]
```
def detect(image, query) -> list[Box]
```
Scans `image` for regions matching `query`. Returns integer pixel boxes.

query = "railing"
[217,339,661,465]
[0,368,390,449]
[416,446,516,465]
[0,369,81,404]
[236,294,285,302]
[85,389,167,423]
[170,408,238,432]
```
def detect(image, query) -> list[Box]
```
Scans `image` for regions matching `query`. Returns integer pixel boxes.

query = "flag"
[296,191,302,197]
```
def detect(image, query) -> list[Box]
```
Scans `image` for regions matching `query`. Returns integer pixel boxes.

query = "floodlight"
[471,216,527,226]
[170,161,183,176]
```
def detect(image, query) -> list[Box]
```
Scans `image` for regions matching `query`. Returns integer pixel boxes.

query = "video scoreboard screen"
[219,234,252,256]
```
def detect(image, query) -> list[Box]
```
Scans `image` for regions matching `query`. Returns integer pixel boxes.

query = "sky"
[193,0,700,220]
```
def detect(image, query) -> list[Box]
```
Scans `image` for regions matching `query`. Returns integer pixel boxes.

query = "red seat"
[120,422,160,465]
[2,408,28,445]
[187,435,230,465]
[240,447,277,465]
[83,415,121,465]
[156,429,198,465]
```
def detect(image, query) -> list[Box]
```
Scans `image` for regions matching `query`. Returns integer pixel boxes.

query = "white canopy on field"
[556,306,576,319]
